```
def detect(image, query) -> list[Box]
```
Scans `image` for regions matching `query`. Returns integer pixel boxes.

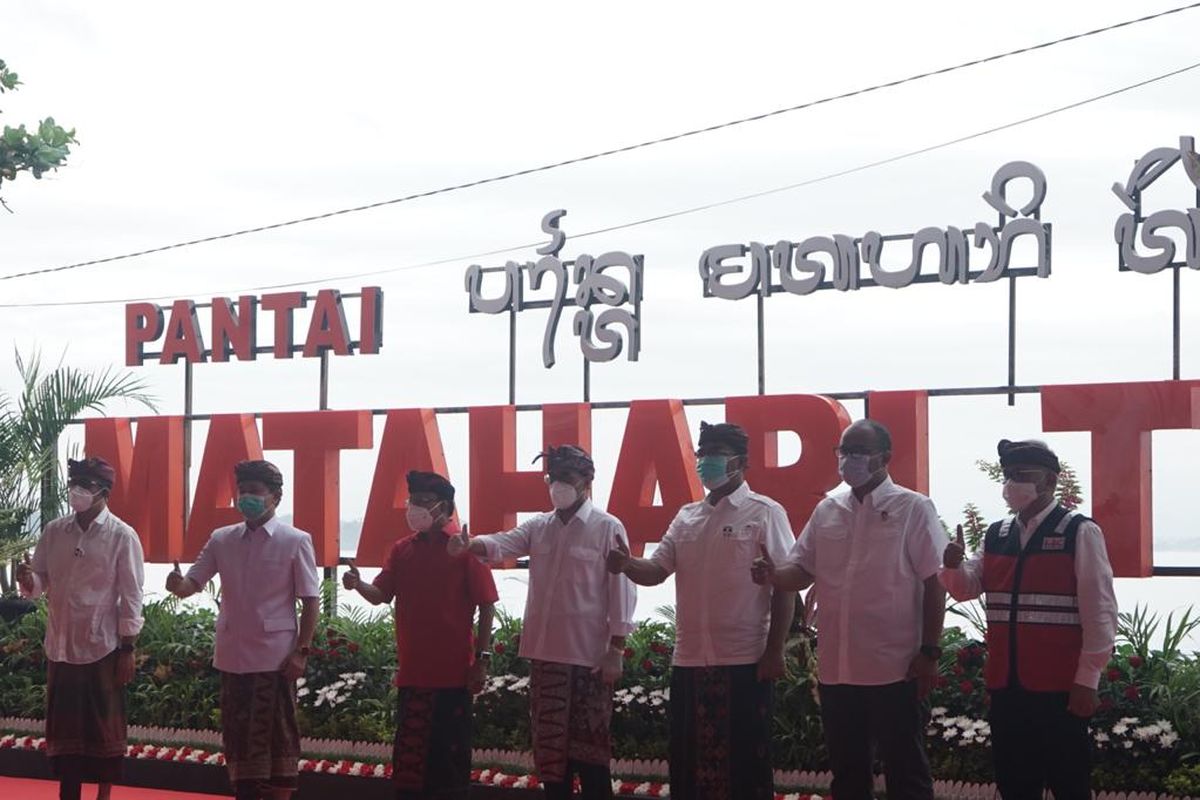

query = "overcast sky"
[2,0,1199,582]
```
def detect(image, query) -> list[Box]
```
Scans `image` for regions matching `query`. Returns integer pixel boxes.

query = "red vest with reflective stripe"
[981,505,1086,692]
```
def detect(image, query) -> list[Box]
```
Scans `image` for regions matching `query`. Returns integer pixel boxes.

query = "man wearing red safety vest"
[940,439,1118,800]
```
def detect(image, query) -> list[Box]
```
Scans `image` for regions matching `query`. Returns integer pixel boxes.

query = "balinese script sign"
[698,161,1050,299]
[464,210,643,367]
[1114,135,1200,272]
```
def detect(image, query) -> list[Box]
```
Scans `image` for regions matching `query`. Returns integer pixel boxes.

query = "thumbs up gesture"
[943,525,966,569]
[751,543,776,586]
[14,552,34,593]
[165,561,184,593]
[606,535,631,575]
[342,560,361,591]
[447,523,471,558]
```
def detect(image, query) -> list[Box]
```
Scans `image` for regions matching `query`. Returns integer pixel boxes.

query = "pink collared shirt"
[187,515,321,674]
[22,508,145,665]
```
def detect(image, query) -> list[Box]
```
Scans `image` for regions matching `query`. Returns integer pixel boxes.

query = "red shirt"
[373,529,499,689]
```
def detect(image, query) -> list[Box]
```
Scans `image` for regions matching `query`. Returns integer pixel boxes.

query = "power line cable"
[1,1,1197,284]
[4,57,1196,310]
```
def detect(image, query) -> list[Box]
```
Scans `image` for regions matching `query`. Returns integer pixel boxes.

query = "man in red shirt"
[343,471,498,800]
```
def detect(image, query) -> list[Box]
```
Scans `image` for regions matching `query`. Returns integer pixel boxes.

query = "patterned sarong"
[393,687,472,799]
[529,660,613,783]
[219,671,301,791]
[46,650,126,784]
[669,664,775,800]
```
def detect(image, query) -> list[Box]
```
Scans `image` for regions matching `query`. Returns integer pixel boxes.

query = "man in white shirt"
[17,457,145,800]
[607,421,795,800]
[449,445,636,800]
[166,460,320,800]
[940,439,1117,800]
[754,419,945,800]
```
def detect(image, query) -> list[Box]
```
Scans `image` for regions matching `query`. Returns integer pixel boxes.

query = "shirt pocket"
[568,544,602,562]
[263,616,297,633]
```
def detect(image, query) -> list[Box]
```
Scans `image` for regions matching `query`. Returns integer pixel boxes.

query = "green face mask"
[696,455,733,489]
[237,493,269,520]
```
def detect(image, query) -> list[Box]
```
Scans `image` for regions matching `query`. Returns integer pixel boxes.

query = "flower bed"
[1,597,1198,794]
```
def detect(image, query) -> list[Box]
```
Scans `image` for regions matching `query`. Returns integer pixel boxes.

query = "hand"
[115,650,136,686]
[1067,683,1099,718]
[756,648,786,682]
[447,524,470,558]
[468,659,488,695]
[592,645,624,685]
[282,649,308,682]
[907,652,939,700]
[750,543,775,586]
[605,536,631,575]
[165,561,184,593]
[342,560,360,591]
[14,552,34,593]
[943,525,966,569]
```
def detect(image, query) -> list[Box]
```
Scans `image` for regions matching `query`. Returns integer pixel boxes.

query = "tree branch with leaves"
[0,59,77,211]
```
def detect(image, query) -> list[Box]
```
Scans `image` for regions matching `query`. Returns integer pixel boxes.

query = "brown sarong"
[393,687,472,799]
[219,671,301,791]
[46,650,126,784]
[529,660,612,783]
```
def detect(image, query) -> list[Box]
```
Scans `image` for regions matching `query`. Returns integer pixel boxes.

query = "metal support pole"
[756,292,766,396]
[508,306,517,405]
[319,350,336,616]
[1007,275,1017,407]
[583,358,591,403]
[183,360,194,546]
[1173,266,1182,381]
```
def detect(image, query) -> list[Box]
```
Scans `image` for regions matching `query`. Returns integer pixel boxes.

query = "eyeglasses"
[834,447,880,457]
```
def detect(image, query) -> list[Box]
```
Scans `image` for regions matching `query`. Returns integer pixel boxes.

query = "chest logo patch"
[1042,536,1066,551]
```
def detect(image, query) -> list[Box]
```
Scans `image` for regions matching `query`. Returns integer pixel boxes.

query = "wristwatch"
[919,645,942,660]
[475,650,492,661]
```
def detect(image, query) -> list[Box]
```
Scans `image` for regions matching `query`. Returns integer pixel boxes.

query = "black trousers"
[988,688,1091,800]
[541,761,613,800]
[818,680,934,800]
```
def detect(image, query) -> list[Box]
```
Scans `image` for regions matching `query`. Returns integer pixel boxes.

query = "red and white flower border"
[2,733,827,799]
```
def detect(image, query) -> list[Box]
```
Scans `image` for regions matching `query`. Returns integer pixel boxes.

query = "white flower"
[295,678,306,687]
[1123,741,1133,749]
[510,677,530,692]
[297,688,310,698]
[630,686,644,695]
[1112,723,1128,735]
[943,729,957,740]
[1094,731,1110,744]
[1133,724,1161,741]
[1157,719,1174,733]
[1160,732,1179,748]
[1118,716,1139,725]
[930,707,947,716]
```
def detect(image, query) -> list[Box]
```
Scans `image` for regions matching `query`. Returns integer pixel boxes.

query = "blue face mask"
[696,455,734,490]
[237,493,269,520]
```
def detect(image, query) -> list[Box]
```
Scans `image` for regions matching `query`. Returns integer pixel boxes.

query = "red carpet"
[0,777,221,798]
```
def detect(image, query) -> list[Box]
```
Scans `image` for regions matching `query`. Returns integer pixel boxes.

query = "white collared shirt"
[22,508,145,665]
[939,502,1118,689]
[789,477,945,686]
[651,482,795,668]
[187,515,321,674]
[475,500,637,668]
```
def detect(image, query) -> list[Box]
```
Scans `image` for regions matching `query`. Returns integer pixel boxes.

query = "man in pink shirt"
[166,460,320,800]
[17,457,145,800]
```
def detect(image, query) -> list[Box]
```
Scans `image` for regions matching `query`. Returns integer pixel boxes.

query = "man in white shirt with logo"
[17,457,145,800]
[607,421,795,800]
[754,419,946,800]
[449,445,636,800]
[166,460,320,800]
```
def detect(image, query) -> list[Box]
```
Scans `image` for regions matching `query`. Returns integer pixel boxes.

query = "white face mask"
[405,504,435,532]
[68,486,97,513]
[1003,480,1040,512]
[548,481,580,510]
[838,454,876,488]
